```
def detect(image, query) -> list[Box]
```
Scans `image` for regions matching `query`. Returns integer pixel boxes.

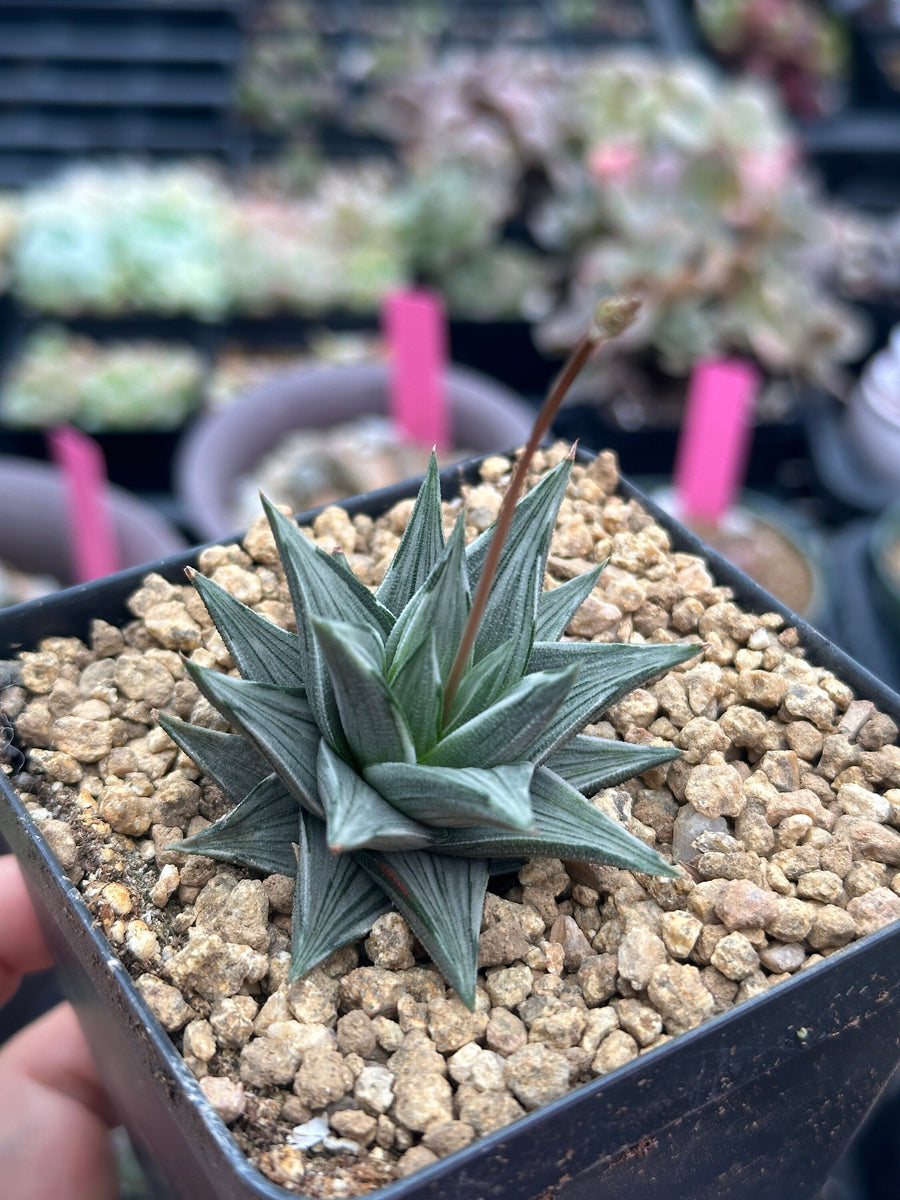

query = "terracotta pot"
[0,455,187,587]
[174,362,536,540]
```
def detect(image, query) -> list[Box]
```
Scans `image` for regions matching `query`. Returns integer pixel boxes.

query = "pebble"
[503,1043,571,1110]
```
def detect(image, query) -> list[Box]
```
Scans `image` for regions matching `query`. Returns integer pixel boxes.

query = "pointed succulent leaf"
[385,513,470,683]
[188,569,306,687]
[468,456,573,686]
[355,849,489,1009]
[422,665,578,769]
[388,628,443,757]
[535,566,604,643]
[262,495,388,753]
[524,640,701,760]
[262,494,395,637]
[376,453,445,616]
[317,741,432,852]
[545,734,679,794]
[364,761,535,831]
[184,661,324,816]
[156,712,271,803]
[312,617,415,768]
[290,810,392,981]
[173,774,299,876]
[435,766,678,876]
[443,638,517,732]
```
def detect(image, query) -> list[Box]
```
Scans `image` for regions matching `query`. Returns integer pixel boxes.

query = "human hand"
[0,854,118,1200]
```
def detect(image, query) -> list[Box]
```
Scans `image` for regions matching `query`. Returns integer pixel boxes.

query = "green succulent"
[158,453,697,1006]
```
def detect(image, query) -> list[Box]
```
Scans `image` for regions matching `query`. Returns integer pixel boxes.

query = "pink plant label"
[48,426,119,582]
[384,290,449,451]
[674,359,760,525]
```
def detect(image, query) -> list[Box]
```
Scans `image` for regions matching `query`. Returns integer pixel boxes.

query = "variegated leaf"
[355,849,489,1009]
[364,761,534,830]
[317,741,432,852]
[524,640,701,760]
[435,766,678,876]
[545,733,679,794]
[184,662,324,816]
[156,712,271,804]
[422,665,578,769]
[290,810,392,981]
[535,565,604,643]
[312,617,415,768]
[376,452,445,616]
[188,569,306,687]
[173,774,299,876]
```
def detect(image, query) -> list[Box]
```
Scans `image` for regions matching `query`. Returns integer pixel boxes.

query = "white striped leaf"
[545,733,679,794]
[385,514,470,684]
[364,761,535,830]
[312,618,415,768]
[156,712,271,804]
[317,741,432,852]
[173,774,299,876]
[443,638,516,734]
[524,640,701,760]
[188,569,306,687]
[422,665,578,769]
[290,810,392,981]
[184,662,324,816]
[434,766,678,876]
[535,565,604,643]
[376,453,445,616]
[388,627,443,757]
[355,849,489,1009]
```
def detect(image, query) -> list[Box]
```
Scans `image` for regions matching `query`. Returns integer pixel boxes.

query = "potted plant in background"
[1,299,900,1200]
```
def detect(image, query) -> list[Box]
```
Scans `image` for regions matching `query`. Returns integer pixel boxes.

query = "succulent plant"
[0,327,205,432]
[156,307,699,1005]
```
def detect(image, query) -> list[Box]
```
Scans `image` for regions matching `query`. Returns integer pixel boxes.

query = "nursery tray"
[2,452,900,1200]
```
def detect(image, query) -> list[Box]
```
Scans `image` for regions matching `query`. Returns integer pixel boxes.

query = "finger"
[1,1001,117,1125]
[0,854,53,1006]
[0,1004,117,1200]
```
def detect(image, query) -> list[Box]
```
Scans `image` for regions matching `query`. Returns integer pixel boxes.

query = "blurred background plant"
[0,327,205,432]
[694,0,851,118]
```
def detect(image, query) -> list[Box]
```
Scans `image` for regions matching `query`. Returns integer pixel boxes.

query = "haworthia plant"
[160,452,699,1007]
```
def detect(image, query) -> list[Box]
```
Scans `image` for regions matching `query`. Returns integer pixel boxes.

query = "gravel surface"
[3,444,900,1196]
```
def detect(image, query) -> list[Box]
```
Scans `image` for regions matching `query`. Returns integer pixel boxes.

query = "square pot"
[1,452,899,1200]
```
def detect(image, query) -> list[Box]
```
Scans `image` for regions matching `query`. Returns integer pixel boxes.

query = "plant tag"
[48,425,119,581]
[674,358,760,524]
[383,289,449,451]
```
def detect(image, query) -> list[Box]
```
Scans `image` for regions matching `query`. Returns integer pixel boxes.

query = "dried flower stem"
[442,297,641,715]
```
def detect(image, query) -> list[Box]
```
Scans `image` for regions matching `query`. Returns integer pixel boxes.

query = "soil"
[3,444,900,1197]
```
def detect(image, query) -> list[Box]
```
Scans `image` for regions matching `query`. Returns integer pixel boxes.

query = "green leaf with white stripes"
[290,810,392,981]
[184,661,323,816]
[545,733,680,794]
[535,565,604,643]
[312,617,415,768]
[376,453,445,616]
[364,761,535,830]
[188,569,306,688]
[434,766,677,875]
[156,712,271,804]
[422,665,578,769]
[385,513,470,684]
[524,640,701,760]
[173,774,299,876]
[317,741,432,852]
[355,849,489,1008]
[388,627,443,757]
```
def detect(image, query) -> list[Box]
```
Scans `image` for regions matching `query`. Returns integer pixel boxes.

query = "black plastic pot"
[1,451,900,1200]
